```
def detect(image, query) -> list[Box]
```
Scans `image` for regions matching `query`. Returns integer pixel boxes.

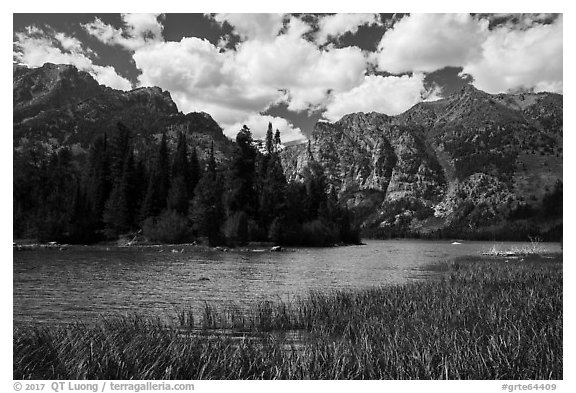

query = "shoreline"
[14,256,562,380]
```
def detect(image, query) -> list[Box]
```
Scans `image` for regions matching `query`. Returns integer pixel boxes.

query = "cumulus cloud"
[223,114,306,143]
[315,13,381,45]
[375,13,563,94]
[132,16,369,130]
[233,18,367,112]
[82,13,163,50]
[375,13,488,74]
[212,13,285,41]
[462,15,563,94]
[323,73,430,122]
[133,37,283,125]
[13,27,132,90]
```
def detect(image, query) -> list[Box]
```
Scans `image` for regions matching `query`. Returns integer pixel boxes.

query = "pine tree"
[141,133,170,220]
[303,161,327,219]
[188,146,200,199]
[103,149,136,236]
[109,122,132,181]
[86,134,111,224]
[225,125,258,216]
[168,132,191,215]
[191,144,224,246]
[274,129,281,151]
[258,153,287,230]
[265,122,274,154]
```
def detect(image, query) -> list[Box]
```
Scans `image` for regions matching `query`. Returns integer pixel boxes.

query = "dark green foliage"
[258,154,287,229]
[191,145,224,246]
[142,210,192,244]
[274,129,281,149]
[265,122,274,154]
[103,150,138,237]
[225,125,258,217]
[14,122,358,246]
[141,133,170,220]
[65,182,97,244]
[167,176,189,216]
[168,132,193,215]
[224,211,249,245]
[542,180,562,217]
[302,161,327,220]
[188,147,200,199]
[13,147,79,242]
[85,134,111,224]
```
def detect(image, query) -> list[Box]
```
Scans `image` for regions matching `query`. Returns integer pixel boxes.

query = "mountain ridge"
[281,84,562,239]
[13,63,562,240]
[13,62,234,161]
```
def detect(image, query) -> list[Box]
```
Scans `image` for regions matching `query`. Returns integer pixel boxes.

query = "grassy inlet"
[14,256,562,380]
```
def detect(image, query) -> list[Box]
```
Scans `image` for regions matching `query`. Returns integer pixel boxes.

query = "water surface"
[13,240,561,325]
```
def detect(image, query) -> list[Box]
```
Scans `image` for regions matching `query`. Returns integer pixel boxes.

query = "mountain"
[13,63,562,241]
[281,85,562,240]
[13,63,234,161]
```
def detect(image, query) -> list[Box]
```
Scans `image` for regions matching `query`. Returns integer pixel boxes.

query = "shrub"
[301,219,338,247]
[223,211,249,245]
[142,210,192,244]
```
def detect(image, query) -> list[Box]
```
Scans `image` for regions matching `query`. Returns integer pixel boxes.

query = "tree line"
[13,122,360,247]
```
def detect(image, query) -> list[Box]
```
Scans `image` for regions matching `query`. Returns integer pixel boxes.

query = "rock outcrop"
[13,63,234,161]
[282,85,563,238]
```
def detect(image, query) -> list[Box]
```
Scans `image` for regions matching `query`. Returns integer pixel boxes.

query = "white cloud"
[223,114,306,143]
[376,13,488,74]
[375,13,563,94]
[132,16,369,130]
[13,28,132,91]
[132,37,283,125]
[233,20,367,112]
[82,13,163,50]
[315,13,381,45]
[323,74,429,122]
[213,13,285,41]
[462,15,563,94]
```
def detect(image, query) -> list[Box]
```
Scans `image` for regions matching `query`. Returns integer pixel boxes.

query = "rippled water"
[13,240,561,325]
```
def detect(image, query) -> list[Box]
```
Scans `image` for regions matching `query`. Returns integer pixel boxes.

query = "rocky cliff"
[13,63,233,161]
[282,85,563,239]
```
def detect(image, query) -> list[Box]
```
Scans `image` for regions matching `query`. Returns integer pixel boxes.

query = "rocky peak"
[13,63,234,160]
[281,85,562,238]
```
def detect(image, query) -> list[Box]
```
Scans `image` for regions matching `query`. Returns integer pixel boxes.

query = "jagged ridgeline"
[13,63,562,244]
[281,85,562,241]
[13,63,360,246]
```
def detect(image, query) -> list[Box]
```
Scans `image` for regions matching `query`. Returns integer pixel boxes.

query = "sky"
[13,13,563,142]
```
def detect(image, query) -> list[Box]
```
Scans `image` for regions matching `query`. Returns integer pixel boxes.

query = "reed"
[14,257,562,380]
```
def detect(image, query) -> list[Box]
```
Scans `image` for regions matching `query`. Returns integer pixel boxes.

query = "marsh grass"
[483,236,549,256]
[14,258,562,380]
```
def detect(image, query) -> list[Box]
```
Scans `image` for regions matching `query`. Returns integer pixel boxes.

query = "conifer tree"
[103,149,137,236]
[191,143,224,246]
[168,132,191,215]
[141,133,170,220]
[86,134,111,223]
[188,146,200,199]
[303,161,327,219]
[265,122,274,154]
[274,129,281,151]
[225,125,258,216]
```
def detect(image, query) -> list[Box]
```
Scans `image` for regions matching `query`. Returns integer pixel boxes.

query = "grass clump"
[483,236,549,256]
[14,257,562,380]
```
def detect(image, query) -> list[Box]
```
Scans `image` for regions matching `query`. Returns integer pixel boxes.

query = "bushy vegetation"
[14,122,359,247]
[14,257,562,379]
[142,210,192,244]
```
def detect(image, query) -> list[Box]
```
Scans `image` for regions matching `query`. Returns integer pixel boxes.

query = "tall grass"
[14,257,562,380]
[483,236,549,256]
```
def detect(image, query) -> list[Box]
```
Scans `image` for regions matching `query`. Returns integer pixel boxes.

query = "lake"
[13,240,562,326]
